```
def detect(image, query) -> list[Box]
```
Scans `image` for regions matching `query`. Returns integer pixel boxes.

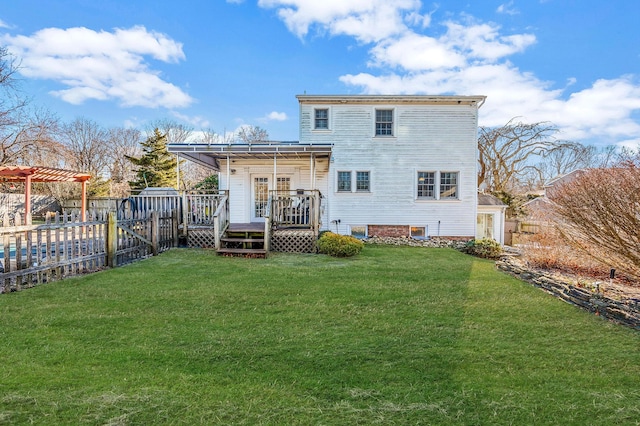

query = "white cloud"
[2,25,193,108]
[370,33,466,71]
[258,1,640,146]
[264,111,288,121]
[496,1,519,15]
[171,111,211,129]
[441,21,536,62]
[0,19,11,29]
[258,0,421,43]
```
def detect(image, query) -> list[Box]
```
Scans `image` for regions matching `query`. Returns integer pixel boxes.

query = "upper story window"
[440,172,458,199]
[337,171,352,192]
[314,108,329,130]
[375,109,394,136]
[417,171,435,198]
[356,171,370,192]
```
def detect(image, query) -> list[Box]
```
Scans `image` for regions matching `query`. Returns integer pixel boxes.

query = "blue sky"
[1,0,639,147]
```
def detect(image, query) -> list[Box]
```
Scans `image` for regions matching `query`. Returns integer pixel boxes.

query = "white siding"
[300,102,480,237]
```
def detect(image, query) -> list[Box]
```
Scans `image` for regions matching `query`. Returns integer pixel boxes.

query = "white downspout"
[310,153,314,190]
[226,154,230,191]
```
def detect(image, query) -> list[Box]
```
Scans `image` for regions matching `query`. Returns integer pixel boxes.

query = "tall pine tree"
[127,129,179,192]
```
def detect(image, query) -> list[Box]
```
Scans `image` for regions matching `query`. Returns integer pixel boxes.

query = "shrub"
[548,166,640,281]
[522,225,608,278]
[462,238,503,259]
[317,232,364,257]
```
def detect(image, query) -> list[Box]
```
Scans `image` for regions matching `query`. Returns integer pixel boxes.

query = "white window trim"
[439,171,460,200]
[336,170,352,193]
[410,225,428,240]
[415,170,461,201]
[312,106,332,132]
[355,170,371,193]
[335,170,373,193]
[373,107,396,138]
[416,170,437,200]
[348,225,368,239]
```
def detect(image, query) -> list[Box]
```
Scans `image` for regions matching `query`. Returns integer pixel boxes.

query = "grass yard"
[1,245,639,425]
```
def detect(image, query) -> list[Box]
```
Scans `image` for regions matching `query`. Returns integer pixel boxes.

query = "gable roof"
[296,94,486,108]
[544,168,587,188]
[478,193,507,206]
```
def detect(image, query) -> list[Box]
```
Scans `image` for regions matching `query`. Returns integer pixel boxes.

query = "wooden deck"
[227,222,265,233]
[217,222,267,257]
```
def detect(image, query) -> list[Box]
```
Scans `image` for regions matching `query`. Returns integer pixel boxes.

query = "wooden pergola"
[0,166,92,222]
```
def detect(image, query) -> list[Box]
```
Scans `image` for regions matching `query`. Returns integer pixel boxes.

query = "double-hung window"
[417,172,435,198]
[314,108,329,130]
[439,172,458,199]
[337,171,352,192]
[356,171,370,192]
[417,171,459,200]
[375,109,393,136]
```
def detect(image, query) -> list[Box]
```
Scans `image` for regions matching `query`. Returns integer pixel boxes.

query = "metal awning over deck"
[167,142,333,170]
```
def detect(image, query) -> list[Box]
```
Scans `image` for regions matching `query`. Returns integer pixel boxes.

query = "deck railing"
[184,191,227,226]
[212,195,230,248]
[118,195,182,220]
[269,190,321,233]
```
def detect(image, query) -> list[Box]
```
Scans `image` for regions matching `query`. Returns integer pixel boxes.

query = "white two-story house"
[169,94,500,252]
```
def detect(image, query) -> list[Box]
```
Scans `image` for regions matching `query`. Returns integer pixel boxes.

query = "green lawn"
[1,246,639,425]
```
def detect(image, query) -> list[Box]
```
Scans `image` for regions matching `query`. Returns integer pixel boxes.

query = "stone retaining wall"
[497,257,640,330]
[364,236,468,249]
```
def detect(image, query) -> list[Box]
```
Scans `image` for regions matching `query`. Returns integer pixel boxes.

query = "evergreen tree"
[193,174,219,192]
[87,175,111,197]
[127,129,179,192]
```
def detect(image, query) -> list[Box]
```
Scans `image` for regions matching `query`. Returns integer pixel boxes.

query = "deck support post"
[151,211,159,256]
[106,212,117,268]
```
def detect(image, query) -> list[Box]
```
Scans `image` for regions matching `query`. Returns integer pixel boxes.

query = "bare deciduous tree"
[478,118,572,194]
[107,127,142,197]
[236,125,269,144]
[60,117,110,196]
[60,117,109,175]
[146,118,193,143]
[0,47,60,166]
[548,166,640,280]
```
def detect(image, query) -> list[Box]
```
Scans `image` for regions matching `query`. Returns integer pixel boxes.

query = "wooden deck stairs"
[217,223,267,258]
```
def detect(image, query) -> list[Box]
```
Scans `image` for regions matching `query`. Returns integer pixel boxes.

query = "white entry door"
[251,176,270,222]
[250,175,292,222]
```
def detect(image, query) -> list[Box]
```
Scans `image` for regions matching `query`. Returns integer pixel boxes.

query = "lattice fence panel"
[271,230,317,253]
[188,228,216,248]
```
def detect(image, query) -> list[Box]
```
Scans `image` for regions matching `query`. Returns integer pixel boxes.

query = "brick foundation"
[367,225,410,238]
[367,225,473,240]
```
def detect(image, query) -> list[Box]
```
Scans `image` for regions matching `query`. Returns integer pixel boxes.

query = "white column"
[176,154,180,189]
[273,152,277,191]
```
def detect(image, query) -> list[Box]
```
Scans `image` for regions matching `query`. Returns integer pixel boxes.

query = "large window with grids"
[337,171,352,192]
[439,172,458,199]
[356,171,370,192]
[375,109,393,136]
[417,171,435,198]
[417,171,459,200]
